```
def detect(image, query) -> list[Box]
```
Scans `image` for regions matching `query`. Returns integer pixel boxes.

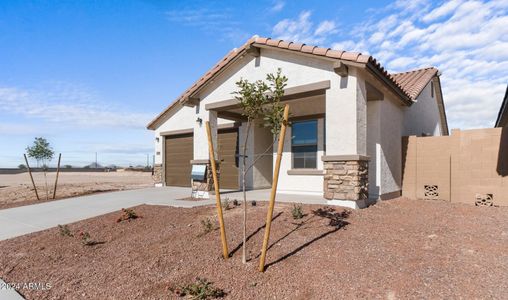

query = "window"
[292,119,318,169]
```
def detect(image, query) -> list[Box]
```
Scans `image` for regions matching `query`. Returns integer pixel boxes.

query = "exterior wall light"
[196,117,203,125]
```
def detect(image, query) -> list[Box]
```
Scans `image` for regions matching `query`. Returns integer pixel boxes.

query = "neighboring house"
[147,36,448,209]
[495,85,508,127]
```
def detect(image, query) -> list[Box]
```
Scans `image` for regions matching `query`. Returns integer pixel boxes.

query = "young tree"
[26,137,54,200]
[233,69,287,263]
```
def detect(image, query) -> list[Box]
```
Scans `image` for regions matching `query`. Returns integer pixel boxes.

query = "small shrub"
[232,199,239,206]
[79,231,98,246]
[116,208,140,223]
[251,200,257,206]
[221,198,231,211]
[171,277,226,299]
[58,224,73,237]
[312,207,351,228]
[291,204,304,219]
[200,218,214,235]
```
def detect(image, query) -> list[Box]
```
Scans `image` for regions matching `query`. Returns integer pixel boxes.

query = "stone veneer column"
[153,163,163,186]
[322,155,369,208]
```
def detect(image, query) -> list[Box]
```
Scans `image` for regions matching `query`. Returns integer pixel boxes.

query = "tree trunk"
[241,121,252,264]
[43,170,49,201]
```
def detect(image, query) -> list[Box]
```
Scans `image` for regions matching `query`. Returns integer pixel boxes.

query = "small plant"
[251,200,257,207]
[116,208,140,223]
[221,198,231,211]
[312,207,351,228]
[171,277,226,299]
[26,137,54,200]
[58,224,73,237]
[232,199,239,207]
[200,218,214,235]
[291,204,304,219]
[79,231,97,246]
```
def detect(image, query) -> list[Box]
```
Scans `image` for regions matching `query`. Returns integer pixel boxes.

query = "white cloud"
[314,20,337,36]
[421,0,464,22]
[275,1,507,129]
[271,0,285,12]
[0,83,152,129]
[165,6,247,43]
[272,11,338,45]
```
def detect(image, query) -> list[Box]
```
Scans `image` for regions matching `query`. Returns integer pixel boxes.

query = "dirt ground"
[0,171,153,209]
[0,197,506,299]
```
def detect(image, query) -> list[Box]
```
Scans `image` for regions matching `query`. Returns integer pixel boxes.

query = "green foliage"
[79,231,96,246]
[18,164,27,169]
[171,278,226,299]
[221,198,231,211]
[116,208,140,223]
[64,165,72,169]
[233,68,288,135]
[58,224,73,237]
[200,218,214,235]
[291,204,304,220]
[26,137,54,165]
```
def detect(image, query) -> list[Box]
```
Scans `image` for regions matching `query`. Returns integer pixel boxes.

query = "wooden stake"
[53,153,62,199]
[259,104,290,272]
[205,121,229,259]
[24,154,39,201]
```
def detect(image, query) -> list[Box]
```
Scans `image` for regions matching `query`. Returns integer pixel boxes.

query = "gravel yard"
[0,171,153,209]
[0,197,506,299]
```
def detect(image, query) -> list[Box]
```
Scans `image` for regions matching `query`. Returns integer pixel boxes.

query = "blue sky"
[1,0,507,167]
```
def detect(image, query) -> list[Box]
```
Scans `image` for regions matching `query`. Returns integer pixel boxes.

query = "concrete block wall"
[402,127,508,206]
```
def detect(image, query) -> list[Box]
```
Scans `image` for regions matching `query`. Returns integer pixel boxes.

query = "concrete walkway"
[0,187,325,241]
[0,187,215,241]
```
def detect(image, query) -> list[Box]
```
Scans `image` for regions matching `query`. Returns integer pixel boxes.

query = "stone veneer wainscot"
[322,155,369,202]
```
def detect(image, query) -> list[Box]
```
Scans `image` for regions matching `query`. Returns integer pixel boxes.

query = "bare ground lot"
[0,171,153,209]
[1,198,507,299]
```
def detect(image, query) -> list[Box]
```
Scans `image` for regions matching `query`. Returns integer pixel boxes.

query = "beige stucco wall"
[152,102,232,166]
[403,81,442,136]
[366,91,404,199]
[402,128,508,206]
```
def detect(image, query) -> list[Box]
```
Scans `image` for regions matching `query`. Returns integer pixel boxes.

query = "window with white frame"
[291,119,318,169]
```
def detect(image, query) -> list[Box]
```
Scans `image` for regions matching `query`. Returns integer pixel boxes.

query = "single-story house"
[495,85,508,127]
[147,36,448,209]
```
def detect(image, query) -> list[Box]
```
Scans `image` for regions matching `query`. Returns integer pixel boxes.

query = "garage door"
[164,133,193,187]
[164,129,239,188]
[218,128,239,190]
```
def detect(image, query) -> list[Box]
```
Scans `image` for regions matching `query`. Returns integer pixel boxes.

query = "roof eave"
[495,85,508,127]
[365,61,413,105]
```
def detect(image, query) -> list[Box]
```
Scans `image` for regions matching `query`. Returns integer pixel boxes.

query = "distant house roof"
[495,85,508,127]
[391,67,439,100]
[147,36,442,130]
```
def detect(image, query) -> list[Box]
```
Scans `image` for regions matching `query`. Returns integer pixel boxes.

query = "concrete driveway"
[0,187,215,241]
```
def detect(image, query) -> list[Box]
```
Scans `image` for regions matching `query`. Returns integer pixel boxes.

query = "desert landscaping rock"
[0,198,506,299]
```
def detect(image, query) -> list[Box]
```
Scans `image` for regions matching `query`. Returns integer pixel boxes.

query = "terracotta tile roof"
[147,36,440,129]
[391,67,439,100]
